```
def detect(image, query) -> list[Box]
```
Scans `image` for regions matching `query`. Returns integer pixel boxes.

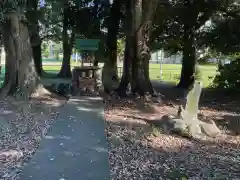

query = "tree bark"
[0,35,2,75]
[32,44,42,75]
[102,0,122,93]
[58,5,75,78]
[116,0,133,96]
[106,0,122,67]
[177,25,196,89]
[177,0,198,89]
[116,37,132,96]
[0,13,40,99]
[26,0,43,76]
[117,0,157,96]
[58,35,74,77]
[130,0,156,96]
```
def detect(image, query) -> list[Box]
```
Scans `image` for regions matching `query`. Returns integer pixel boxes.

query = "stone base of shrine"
[71,66,102,96]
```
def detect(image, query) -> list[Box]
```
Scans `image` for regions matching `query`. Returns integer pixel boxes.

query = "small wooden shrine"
[72,39,100,94]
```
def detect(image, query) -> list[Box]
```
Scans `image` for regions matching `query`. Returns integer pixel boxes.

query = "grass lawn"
[43,63,217,87]
[0,63,217,88]
[147,64,217,87]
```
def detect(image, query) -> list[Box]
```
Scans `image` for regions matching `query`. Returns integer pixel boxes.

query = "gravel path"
[19,96,110,180]
[0,95,66,179]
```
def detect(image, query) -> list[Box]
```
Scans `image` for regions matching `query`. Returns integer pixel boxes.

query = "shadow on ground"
[105,97,158,114]
[0,92,67,179]
[152,80,240,114]
[105,81,240,135]
[106,117,240,179]
[212,114,240,135]
[0,93,109,179]
[18,96,110,180]
[104,81,240,179]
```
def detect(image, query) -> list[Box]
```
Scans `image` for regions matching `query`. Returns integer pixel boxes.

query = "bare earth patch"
[0,91,66,179]
[104,97,240,180]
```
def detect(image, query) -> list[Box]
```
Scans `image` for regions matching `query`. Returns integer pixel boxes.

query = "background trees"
[1,0,240,99]
[150,0,240,88]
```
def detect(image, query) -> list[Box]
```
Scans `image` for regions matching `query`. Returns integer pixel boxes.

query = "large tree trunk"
[177,0,197,89]
[58,5,75,78]
[106,0,122,67]
[177,26,196,89]
[116,0,133,96]
[58,35,74,78]
[0,48,1,75]
[102,0,122,93]
[26,0,43,76]
[130,0,156,96]
[32,44,42,75]
[0,13,39,99]
[116,37,132,96]
[117,0,157,97]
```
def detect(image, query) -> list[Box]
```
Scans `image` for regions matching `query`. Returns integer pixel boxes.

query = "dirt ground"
[104,85,240,180]
[0,91,66,179]
[1,82,240,180]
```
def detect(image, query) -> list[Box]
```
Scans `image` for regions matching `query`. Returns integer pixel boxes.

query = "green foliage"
[229,52,240,60]
[42,42,49,57]
[117,39,125,60]
[0,0,27,14]
[151,0,240,55]
[204,16,240,54]
[194,65,202,81]
[213,59,240,89]
[198,55,212,65]
[150,0,229,52]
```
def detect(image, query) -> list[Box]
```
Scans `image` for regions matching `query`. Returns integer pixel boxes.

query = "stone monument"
[180,81,202,121]
[159,81,221,139]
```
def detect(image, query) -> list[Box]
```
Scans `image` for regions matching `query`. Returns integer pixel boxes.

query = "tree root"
[31,85,67,100]
[31,85,52,97]
[0,80,14,100]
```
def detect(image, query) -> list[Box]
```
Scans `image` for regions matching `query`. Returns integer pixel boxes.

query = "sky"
[39,0,45,7]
